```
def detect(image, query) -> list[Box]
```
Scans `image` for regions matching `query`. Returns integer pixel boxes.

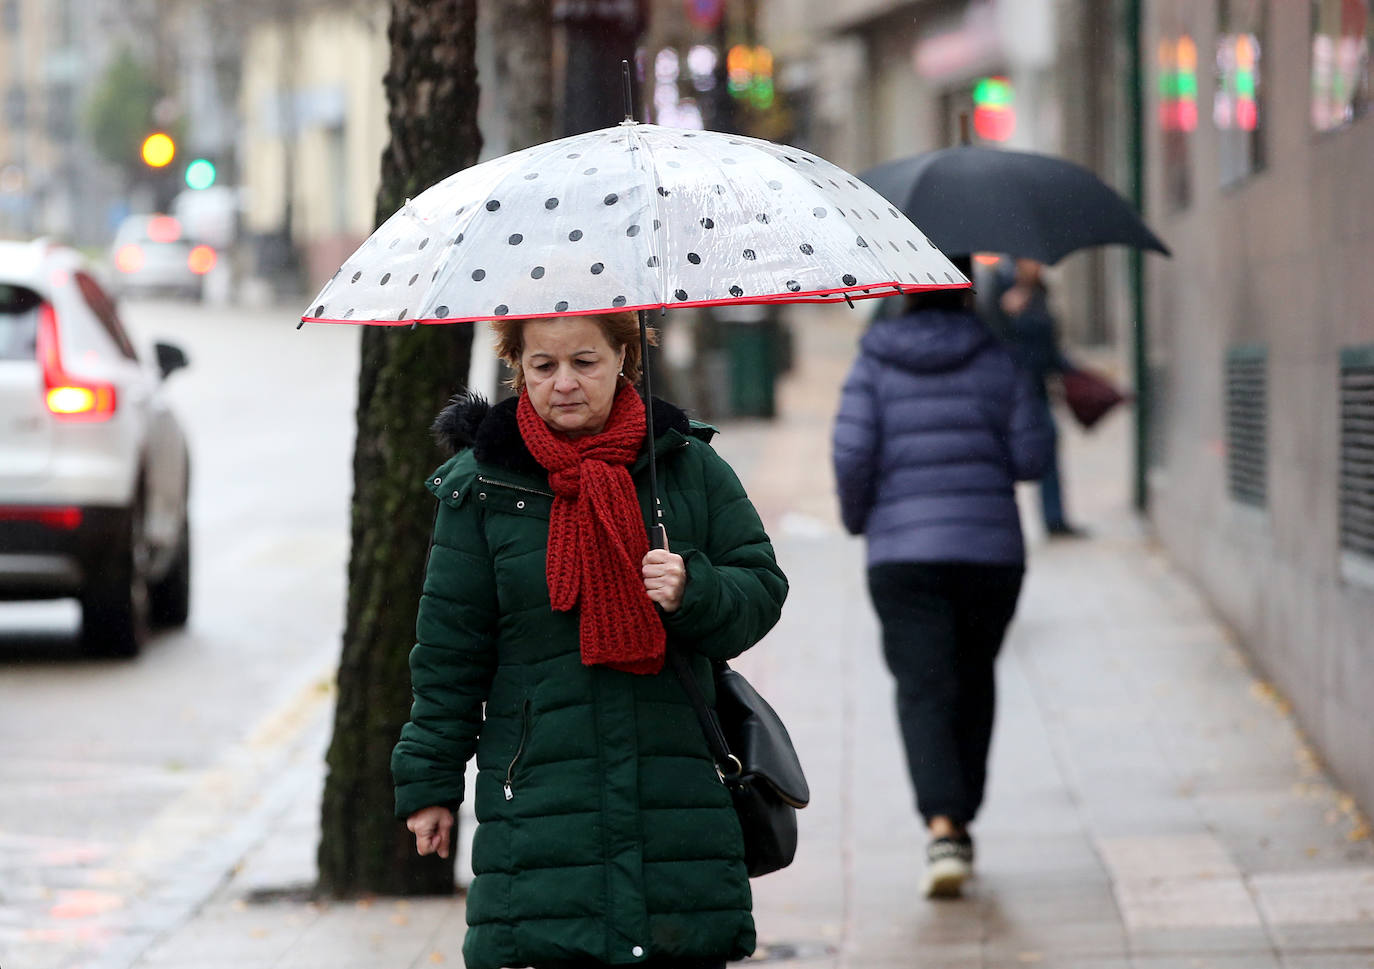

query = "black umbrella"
[860,145,1170,265]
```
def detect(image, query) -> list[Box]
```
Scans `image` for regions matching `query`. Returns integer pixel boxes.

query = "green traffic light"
[972,77,1013,108]
[185,158,216,190]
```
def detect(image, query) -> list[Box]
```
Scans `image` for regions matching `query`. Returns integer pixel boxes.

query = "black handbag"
[668,649,810,877]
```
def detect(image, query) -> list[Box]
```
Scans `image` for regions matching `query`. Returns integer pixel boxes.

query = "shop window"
[1312,0,1373,131]
[1340,347,1374,582]
[1226,345,1267,508]
[1215,0,1265,185]
[1158,3,1197,210]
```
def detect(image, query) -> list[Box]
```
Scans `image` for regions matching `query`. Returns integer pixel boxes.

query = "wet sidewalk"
[118,306,1374,969]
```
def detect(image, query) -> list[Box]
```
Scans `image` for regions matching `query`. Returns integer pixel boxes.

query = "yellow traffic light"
[141,132,176,168]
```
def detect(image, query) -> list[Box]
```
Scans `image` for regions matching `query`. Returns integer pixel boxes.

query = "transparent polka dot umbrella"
[301,122,969,328]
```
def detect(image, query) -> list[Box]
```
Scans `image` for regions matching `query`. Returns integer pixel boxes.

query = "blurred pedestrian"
[390,311,788,969]
[832,262,1052,898]
[984,256,1087,538]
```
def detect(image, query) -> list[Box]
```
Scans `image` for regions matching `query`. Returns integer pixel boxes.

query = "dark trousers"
[867,562,1024,827]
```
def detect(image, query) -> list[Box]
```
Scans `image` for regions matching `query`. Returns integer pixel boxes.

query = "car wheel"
[150,516,190,628]
[80,499,151,658]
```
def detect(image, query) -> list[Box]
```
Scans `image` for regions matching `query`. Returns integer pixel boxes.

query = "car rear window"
[0,283,40,361]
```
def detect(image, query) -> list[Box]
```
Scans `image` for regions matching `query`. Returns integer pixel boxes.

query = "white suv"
[0,240,191,656]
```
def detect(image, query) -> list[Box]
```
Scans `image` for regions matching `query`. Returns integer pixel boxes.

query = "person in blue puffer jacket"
[832,260,1052,899]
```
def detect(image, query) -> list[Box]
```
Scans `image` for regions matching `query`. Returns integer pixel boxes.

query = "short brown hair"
[491,312,658,390]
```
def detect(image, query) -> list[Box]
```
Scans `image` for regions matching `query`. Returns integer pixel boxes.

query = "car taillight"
[35,303,117,422]
[0,506,83,530]
[187,245,217,275]
[115,244,145,273]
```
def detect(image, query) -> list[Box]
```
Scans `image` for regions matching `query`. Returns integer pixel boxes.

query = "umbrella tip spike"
[621,59,635,122]
[296,319,304,330]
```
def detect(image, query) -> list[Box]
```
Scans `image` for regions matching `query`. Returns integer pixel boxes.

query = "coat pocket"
[502,699,532,801]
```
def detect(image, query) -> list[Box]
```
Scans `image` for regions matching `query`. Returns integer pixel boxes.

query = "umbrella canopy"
[860,145,1170,266]
[302,122,968,327]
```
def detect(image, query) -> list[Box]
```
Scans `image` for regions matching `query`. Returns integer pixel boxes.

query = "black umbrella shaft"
[638,309,666,550]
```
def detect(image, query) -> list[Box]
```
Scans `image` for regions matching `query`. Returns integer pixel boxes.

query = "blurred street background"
[2,0,1374,967]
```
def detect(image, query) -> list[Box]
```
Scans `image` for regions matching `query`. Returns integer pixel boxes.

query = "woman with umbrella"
[832,256,1053,898]
[391,309,788,969]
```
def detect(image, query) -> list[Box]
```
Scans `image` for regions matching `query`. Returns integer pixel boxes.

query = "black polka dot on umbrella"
[343,308,354,318]
[380,273,391,284]
[756,213,769,223]
[583,167,598,175]
[786,280,801,292]
[523,172,539,180]
[486,200,500,211]
[314,304,324,316]
[946,272,957,283]
[591,262,604,275]
[700,217,714,229]
[567,153,581,159]
[843,274,857,286]
[927,273,937,283]
[658,186,670,196]
[531,266,545,279]
[451,233,465,245]
[508,233,524,246]
[388,239,399,249]
[889,208,901,218]
[713,184,726,195]
[569,229,583,241]
[813,207,827,218]
[472,269,486,281]
[888,241,900,253]
[869,209,880,219]
[433,270,440,281]
[848,180,860,189]
[456,205,467,216]
[435,305,449,317]
[612,295,627,307]
[626,224,641,237]
[851,209,864,220]
[674,289,689,301]
[857,236,868,248]
[409,274,419,286]
[743,249,756,260]
[653,219,662,230]
[688,252,701,265]
[398,309,408,320]
[495,304,509,315]
[351,271,362,283]
[646,256,660,268]
[729,285,743,297]
[555,300,569,311]
[907,240,920,251]
[545,198,559,210]
[800,243,814,255]
[604,193,619,206]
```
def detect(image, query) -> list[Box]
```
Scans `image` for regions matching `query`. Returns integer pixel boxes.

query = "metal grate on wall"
[1226,345,1267,507]
[1340,346,1374,562]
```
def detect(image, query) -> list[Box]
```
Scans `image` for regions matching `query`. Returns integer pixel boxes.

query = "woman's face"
[520,316,627,438]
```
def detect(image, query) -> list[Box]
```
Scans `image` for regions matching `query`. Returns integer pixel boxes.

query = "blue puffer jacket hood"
[832,308,1054,567]
[859,309,997,375]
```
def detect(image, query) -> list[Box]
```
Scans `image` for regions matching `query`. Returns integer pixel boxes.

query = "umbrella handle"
[650,523,667,551]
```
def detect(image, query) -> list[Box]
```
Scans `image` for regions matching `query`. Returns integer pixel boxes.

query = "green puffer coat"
[392,393,788,969]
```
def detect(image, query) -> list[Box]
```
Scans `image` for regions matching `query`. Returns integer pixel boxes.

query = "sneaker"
[921,836,973,899]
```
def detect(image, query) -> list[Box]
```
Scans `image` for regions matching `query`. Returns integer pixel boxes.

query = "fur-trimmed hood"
[431,390,697,477]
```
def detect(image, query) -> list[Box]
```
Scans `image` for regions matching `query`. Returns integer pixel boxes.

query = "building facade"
[1142,0,1374,811]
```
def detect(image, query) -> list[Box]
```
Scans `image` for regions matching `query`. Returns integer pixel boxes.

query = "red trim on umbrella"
[299,279,972,327]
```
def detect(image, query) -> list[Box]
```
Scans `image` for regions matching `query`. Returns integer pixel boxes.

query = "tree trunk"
[555,0,648,135]
[490,0,554,151]
[317,0,482,898]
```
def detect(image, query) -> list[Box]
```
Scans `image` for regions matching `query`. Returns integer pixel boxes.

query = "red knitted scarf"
[517,385,665,675]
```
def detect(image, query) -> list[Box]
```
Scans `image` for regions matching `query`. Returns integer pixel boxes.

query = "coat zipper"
[503,700,532,801]
[478,475,553,499]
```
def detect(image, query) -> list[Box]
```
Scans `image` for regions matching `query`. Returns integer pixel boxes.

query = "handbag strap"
[667,648,742,779]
